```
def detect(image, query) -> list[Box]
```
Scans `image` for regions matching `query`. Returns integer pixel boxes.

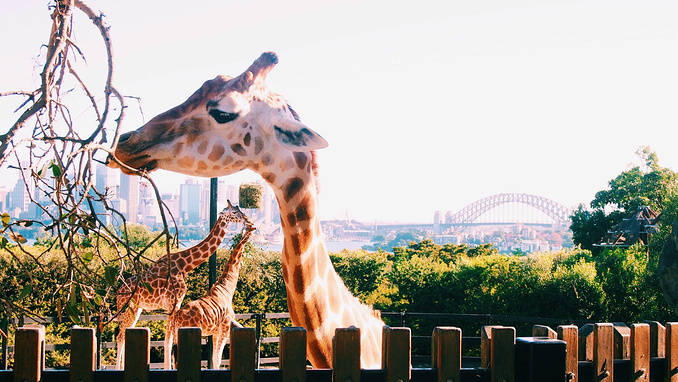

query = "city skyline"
[2,1,678,223]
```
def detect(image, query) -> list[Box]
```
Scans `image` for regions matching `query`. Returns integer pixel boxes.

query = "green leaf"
[18,284,32,299]
[104,265,118,285]
[81,251,94,264]
[50,162,62,178]
[1,213,9,226]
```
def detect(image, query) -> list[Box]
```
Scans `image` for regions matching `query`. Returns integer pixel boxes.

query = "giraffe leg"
[164,315,176,369]
[115,306,142,369]
[212,334,227,369]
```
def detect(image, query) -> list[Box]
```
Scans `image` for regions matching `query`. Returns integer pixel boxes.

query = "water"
[260,240,368,253]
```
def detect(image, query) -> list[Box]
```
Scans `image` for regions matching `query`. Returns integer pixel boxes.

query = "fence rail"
[1,321,677,382]
[2,311,585,369]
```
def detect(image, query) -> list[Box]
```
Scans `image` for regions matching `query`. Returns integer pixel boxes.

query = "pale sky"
[2,0,678,223]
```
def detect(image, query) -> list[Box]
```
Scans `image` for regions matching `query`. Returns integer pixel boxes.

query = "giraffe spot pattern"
[197,140,208,155]
[285,177,304,202]
[293,152,308,169]
[197,161,208,171]
[222,156,233,166]
[231,143,247,156]
[254,137,264,154]
[243,133,251,146]
[172,143,184,155]
[287,212,296,227]
[301,299,324,331]
[262,172,276,184]
[208,144,225,162]
[178,157,195,168]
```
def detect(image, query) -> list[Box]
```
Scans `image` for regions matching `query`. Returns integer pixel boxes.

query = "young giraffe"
[115,201,248,369]
[165,220,255,369]
[109,52,385,368]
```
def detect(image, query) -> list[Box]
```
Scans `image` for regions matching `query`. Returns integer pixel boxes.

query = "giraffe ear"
[273,119,328,151]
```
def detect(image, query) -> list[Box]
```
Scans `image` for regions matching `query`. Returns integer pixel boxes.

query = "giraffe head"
[108,52,328,178]
[220,200,251,225]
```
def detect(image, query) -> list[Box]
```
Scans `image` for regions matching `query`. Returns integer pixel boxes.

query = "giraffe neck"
[258,153,383,368]
[174,216,229,274]
[209,228,253,301]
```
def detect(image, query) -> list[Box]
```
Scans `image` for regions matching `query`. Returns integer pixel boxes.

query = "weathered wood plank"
[124,328,150,382]
[593,323,613,382]
[177,327,201,382]
[280,327,307,382]
[432,327,461,382]
[333,327,360,382]
[630,323,650,382]
[70,327,96,382]
[14,326,44,382]
[383,327,410,382]
[230,323,256,382]
[558,325,578,382]
[532,325,556,339]
[490,327,515,382]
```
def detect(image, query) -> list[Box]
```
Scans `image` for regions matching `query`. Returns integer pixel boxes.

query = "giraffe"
[115,201,248,369]
[165,220,255,369]
[108,52,385,368]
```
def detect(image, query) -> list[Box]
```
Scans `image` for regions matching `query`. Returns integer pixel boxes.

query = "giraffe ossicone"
[114,201,248,369]
[109,52,385,368]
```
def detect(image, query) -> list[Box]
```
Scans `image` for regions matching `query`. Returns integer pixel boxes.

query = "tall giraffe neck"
[209,227,254,301]
[172,215,229,274]
[260,160,383,368]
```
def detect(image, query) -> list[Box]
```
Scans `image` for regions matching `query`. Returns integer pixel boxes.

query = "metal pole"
[207,177,218,368]
[255,313,262,368]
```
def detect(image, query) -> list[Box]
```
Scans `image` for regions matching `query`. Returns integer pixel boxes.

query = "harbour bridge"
[444,193,573,227]
[375,193,573,232]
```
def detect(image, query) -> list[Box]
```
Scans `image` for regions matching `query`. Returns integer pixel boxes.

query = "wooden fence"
[1,321,678,382]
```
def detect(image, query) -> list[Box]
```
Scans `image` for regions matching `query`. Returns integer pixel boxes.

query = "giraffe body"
[109,52,385,368]
[166,223,255,369]
[115,203,248,369]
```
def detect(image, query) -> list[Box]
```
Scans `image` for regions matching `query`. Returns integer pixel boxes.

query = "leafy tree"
[570,147,678,250]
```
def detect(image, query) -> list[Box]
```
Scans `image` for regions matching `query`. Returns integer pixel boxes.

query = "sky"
[1,0,678,223]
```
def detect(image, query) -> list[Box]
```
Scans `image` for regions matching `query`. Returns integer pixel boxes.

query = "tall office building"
[119,173,140,224]
[179,179,201,224]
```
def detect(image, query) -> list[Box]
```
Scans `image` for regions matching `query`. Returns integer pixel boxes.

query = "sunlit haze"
[2,0,678,223]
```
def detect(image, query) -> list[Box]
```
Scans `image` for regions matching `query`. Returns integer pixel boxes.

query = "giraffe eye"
[208,109,239,124]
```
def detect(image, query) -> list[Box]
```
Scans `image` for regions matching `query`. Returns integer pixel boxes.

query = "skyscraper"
[119,173,140,224]
[179,179,201,224]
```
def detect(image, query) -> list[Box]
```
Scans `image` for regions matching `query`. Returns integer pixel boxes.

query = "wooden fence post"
[177,327,202,382]
[532,325,556,339]
[646,321,665,358]
[14,326,44,382]
[382,327,410,382]
[333,327,360,382]
[70,327,96,382]
[431,327,461,382]
[481,325,502,368]
[230,322,256,382]
[557,325,578,382]
[124,328,149,382]
[515,337,566,382]
[630,323,649,382]
[280,327,307,382]
[613,323,631,359]
[578,324,594,361]
[667,322,678,382]
[593,323,613,382]
[490,327,515,382]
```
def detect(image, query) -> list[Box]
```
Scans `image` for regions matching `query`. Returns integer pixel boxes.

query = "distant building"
[119,173,140,224]
[180,180,201,224]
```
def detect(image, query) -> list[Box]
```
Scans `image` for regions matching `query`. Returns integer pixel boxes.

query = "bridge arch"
[445,193,572,226]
